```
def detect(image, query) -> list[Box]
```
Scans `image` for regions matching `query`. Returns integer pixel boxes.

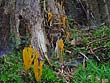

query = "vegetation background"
[0,0,110,83]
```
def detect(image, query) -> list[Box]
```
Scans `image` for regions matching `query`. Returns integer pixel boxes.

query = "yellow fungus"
[38,61,44,80]
[61,15,67,28]
[57,39,64,52]
[23,47,34,70]
[34,54,44,81]
[66,31,70,39]
[22,46,44,81]
[33,48,39,59]
[48,12,53,22]
[34,57,39,81]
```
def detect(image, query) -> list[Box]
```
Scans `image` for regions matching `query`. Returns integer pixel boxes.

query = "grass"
[0,52,24,83]
[73,60,110,83]
[0,51,59,83]
[0,51,110,83]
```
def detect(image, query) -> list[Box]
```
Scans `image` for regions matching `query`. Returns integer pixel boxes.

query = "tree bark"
[16,0,47,55]
[97,0,110,23]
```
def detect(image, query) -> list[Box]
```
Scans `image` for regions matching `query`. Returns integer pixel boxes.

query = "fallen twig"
[79,52,89,60]
[88,49,100,61]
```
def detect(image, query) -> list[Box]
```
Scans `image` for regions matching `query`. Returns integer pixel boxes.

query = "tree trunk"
[15,0,68,60]
[87,0,101,24]
[0,0,16,53]
[97,0,110,24]
[0,0,67,58]
[15,0,48,57]
[103,0,110,24]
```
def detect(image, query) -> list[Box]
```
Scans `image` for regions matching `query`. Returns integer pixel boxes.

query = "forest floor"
[0,26,110,83]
